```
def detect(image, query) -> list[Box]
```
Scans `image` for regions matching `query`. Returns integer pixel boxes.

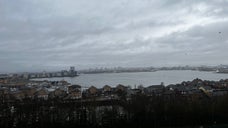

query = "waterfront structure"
[22,67,79,79]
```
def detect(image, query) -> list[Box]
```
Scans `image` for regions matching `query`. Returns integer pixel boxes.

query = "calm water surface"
[32,70,228,88]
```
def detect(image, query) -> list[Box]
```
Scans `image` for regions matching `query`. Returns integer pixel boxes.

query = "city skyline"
[1,0,228,72]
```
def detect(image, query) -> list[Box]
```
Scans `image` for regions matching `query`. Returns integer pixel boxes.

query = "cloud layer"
[1,0,228,72]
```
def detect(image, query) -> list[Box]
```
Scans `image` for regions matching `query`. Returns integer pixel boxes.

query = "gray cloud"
[1,0,228,72]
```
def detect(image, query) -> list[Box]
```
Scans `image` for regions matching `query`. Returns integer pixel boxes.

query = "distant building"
[35,89,49,100]
[102,85,112,95]
[56,72,62,77]
[25,67,79,79]
[88,86,98,96]
[144,84,165,96]
[61,70,69,76]
[103,85,112,92]
[67,88,81,99]
[69,67,77,77]
[116,84,127,92]
[22,73,30,79]
[41,71,47,78]
[68,85,81,93]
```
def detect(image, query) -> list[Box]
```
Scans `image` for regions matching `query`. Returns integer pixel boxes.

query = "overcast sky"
[1,0,228,72]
